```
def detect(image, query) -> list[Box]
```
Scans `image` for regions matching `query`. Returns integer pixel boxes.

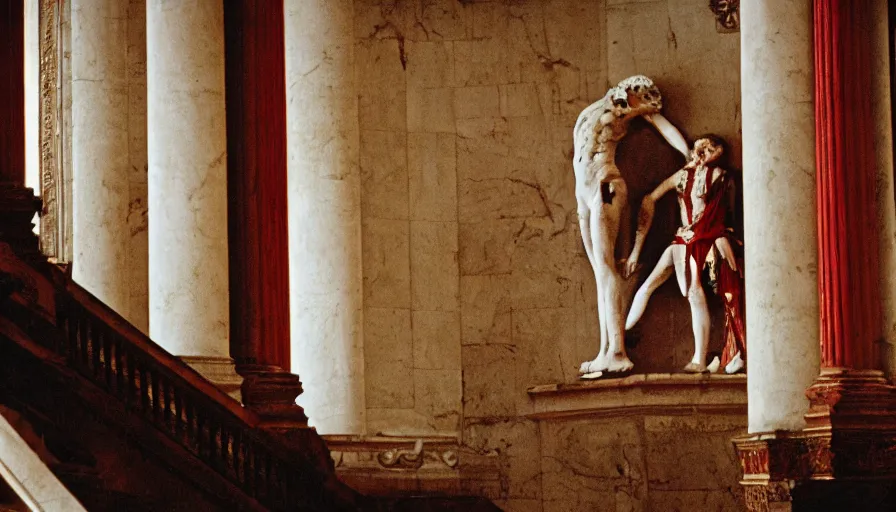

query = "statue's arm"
[644,113,690,158]
[624,172,680,277]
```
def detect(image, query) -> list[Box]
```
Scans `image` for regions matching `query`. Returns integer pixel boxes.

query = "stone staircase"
[0,243,498,511]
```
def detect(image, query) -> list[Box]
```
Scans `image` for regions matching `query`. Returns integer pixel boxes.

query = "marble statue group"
[574,75,746,379]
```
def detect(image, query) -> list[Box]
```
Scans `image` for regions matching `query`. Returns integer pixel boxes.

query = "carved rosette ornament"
[709,0,739,32]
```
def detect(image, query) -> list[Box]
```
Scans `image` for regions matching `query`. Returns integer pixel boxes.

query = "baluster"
[232,431,242,485]
[185,401,195,447]
[150,370,161,421]
[124,348,135,406]
[78,314,89,368]
[102,327,113,387]
[264,453,272,501]
[173,391,183,439]
[66,304,78,359]
[162,378,173,427]
[138,359,149,413]
[244,441,255,497]
[196,413,205,459]
[90,322,100,377]
[255,449,264,500]
[209,421,220,469]
[114,337,125,395]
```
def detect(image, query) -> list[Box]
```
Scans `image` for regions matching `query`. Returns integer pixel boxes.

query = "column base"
[0,183,42,264]
[734,368,896,511]
[180,356,242,401]
[236,364,309,427]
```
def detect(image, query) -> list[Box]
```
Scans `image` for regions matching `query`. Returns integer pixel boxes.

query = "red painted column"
[223,0,291,371]
[814,0,880,370]
[0,0,24,184]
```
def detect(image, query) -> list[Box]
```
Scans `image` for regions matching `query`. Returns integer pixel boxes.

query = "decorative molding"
[526,373,747,420]
[37,0,68,262]
[325,435,462,472]
[709,0,739,33]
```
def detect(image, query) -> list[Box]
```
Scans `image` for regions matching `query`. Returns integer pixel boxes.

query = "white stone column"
[285,0,365,434]
[147,2,231,367]
[741,0,820,433]
[871,0,896,380]
[71,0,131,319]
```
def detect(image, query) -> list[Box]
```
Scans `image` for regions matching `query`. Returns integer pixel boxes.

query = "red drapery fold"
[814,0,880,369]
[0,0,24,184]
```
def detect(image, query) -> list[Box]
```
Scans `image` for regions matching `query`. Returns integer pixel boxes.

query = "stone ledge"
[526,373,747,420]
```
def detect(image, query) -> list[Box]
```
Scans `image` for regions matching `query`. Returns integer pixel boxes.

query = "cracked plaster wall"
[356,0,743,510]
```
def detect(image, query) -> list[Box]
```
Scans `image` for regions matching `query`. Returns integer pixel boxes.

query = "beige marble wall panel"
[365,307,413,409]
[414,368,462,432]
[463,419,542,502]
[361,130,408,220]
[146,0,229,359]
[462,344,517,418]
[356,39,407,132]
[413,310,461,371]
[410,221,459,311]
[460,275,513,346]
[741,0,819,433]
[363,218,411,308]
[540,418,645,511]
[71,0,131,323]
[408,132,457,222]
[643,415,744,494]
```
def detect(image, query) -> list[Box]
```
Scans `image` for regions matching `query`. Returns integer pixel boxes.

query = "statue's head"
[692,134,726,165]
[610,75,663,117]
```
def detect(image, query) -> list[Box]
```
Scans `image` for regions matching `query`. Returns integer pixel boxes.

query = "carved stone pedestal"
[0,183,42,264]
[734,369,896,511]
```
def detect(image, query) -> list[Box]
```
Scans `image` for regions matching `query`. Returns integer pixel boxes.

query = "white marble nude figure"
[574,75,689,377]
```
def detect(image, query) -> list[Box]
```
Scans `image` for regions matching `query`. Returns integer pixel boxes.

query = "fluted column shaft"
[741,0,820,433]
[147,0,229,358]
[284,0,365,434]
[223,0,291,371]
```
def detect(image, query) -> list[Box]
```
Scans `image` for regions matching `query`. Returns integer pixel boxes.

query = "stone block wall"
[354,0,744,509]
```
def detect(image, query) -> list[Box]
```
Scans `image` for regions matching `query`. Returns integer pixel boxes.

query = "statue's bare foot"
[706,356,721,373]
[725,352,745,374]
[682,362,709,374]
[605,353,634,373]
[579,354,609,375]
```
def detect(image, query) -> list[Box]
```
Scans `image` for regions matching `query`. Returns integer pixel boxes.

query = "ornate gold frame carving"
[38,0,71,263]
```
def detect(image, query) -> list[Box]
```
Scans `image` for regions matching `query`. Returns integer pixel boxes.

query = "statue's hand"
[623,255,639,278]
[715,237,738,272]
